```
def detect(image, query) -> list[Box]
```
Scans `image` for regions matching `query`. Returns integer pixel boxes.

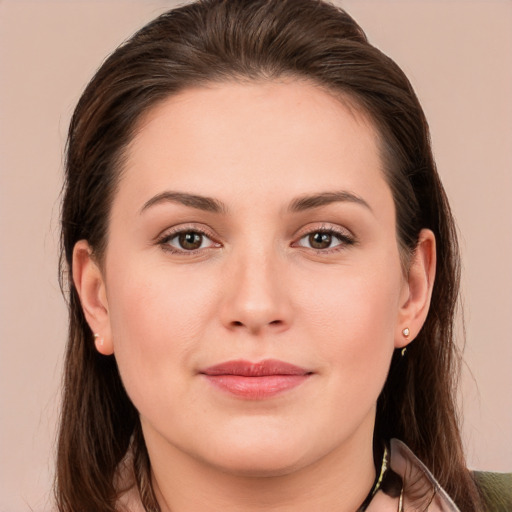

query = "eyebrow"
[140,191,228,214]
[289,191,372,213]
[140,189,372,215]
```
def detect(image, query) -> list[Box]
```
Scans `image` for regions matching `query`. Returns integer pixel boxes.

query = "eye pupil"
[179,232,203,250]
[309,232,332,249]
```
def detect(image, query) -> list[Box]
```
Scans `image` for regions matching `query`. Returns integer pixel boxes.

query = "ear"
[72,240,114,355]
[395,229,436,348]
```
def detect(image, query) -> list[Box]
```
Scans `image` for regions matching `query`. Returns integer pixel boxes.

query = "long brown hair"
[57,1,481,510]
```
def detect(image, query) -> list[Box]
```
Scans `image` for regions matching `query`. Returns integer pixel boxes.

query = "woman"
[56,0,509,511]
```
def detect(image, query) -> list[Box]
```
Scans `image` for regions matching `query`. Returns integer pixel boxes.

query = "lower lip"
[203,374,311,399]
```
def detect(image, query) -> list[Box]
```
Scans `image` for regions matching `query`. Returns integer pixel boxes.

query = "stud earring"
[400,328,410,357]
[93,333,104,348]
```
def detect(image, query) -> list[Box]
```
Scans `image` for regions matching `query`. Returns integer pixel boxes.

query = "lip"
[200,359,312,399]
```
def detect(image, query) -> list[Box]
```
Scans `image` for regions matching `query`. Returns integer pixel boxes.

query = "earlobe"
[395,229,436,348]
[72,240,114,355]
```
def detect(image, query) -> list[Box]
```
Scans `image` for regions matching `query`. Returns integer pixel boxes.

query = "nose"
[219,247,293,335]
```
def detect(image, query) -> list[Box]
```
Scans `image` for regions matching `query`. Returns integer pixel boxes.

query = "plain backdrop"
[0,1,511,511]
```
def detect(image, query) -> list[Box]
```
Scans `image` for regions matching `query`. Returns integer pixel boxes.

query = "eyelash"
[293,226,355,254]
[156,226,220,255]
[156,225,355,255]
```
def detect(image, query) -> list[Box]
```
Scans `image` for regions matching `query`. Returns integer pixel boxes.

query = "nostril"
[230,319,283,328]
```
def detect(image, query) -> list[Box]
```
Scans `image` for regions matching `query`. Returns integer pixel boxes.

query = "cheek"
[104,259,219,410]
[107,254,219,336]
[300,260,401,332]
[296,263,401,385]
[300,277,398,450]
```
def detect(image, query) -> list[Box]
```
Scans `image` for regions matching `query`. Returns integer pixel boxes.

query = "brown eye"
[295,229,353,252]
[161,229,218,253]
[178,232,204,250]
[309,232,333,249]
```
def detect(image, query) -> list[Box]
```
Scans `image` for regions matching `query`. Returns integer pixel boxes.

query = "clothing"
[367,439,512,512]
[367,439,459,511]
[473,470,512,512]
[116,439,512,511]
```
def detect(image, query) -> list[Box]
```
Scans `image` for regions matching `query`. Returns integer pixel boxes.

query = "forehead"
[119,79,390,211]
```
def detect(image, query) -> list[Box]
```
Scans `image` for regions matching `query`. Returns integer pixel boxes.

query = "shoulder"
[473,471,512,512]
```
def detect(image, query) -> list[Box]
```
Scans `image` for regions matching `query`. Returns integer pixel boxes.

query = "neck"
[145,420,377,512]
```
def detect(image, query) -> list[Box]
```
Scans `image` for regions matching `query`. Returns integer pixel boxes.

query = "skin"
[73,80,435,512]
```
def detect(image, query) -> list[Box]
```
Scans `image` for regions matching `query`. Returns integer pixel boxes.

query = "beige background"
[0,1,511,510]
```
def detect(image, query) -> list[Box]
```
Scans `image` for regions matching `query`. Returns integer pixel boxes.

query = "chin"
[203,431,314,478]
[215,452,306,478]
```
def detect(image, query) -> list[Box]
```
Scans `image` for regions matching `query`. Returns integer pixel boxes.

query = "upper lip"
[200,359,311,377]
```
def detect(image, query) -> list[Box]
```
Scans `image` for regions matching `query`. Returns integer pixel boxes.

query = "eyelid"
[155,223,222,253]
[291,223,356,252]
[154,222,355,255]
[294,222,354,239]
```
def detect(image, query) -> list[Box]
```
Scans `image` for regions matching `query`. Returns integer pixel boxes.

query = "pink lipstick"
[200,359,312,399]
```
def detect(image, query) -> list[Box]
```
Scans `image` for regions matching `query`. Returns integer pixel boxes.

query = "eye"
[295,229,354,251]
[159,229,219,253]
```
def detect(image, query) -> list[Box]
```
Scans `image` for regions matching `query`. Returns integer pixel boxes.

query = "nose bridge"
[221,239,291,333]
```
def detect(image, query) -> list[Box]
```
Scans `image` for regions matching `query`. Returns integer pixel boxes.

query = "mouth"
[200,359,313,399]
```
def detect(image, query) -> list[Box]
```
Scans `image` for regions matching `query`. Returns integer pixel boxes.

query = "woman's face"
[77,80,431,477]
